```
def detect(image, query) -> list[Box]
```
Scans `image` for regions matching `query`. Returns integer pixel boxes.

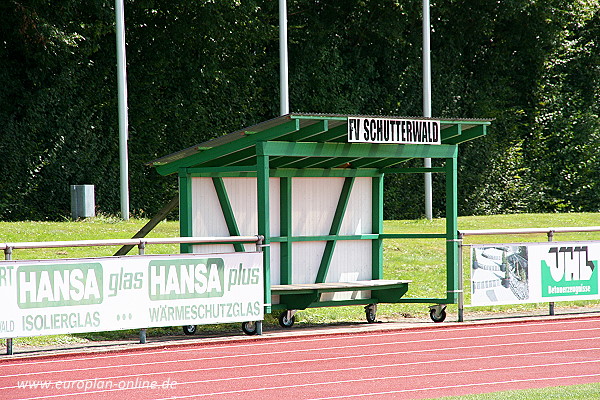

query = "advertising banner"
[0,253,263,338]
[471,242,599,306]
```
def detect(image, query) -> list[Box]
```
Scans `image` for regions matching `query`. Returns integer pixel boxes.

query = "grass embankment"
[432,383,600,400]
[1,212,600,344]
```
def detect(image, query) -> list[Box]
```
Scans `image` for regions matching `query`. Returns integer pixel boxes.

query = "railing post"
[5,247,13,355]
[256,235,265,335]
[256,235,263,253]
[547,230,555,316]
[138,241,147,344]
[138,241,146,255]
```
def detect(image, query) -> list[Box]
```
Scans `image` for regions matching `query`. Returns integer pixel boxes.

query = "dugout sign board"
[0,253,263,338]
[471,242,600,306]
[347,117,441,145]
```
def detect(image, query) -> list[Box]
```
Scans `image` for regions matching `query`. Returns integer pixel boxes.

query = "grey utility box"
[70,185,95,219]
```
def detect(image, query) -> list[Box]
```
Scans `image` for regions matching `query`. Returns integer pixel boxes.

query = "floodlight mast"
[279,0,290,115]
[116,0,130,220]
[281,0,431,218]
[423,0,433,220]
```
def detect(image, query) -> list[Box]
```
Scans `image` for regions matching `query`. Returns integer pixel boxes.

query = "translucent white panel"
[189,177,280,254]
[291,178,344,236]
[339,177,372,235]
[191,177,229,237]
[187,175,376,297]
[264,242,279,286]
[291,241,326,284]
[190,178,231,254]
[326,240,373,282]
[221,177,281,237]
[320,240,373,301]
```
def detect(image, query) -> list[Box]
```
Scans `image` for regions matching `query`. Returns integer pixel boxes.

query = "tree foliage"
[0,0,599,221]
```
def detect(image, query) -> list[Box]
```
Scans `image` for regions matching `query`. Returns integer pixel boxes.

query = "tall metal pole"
[116,0,130,220]
[279,0,289,115]
[423,0,433,220]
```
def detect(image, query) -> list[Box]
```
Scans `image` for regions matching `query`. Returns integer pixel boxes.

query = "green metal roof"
[150,113,492,176]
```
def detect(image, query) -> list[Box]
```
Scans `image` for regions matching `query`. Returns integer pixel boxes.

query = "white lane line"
[11,356,600,400]
[3,324,600,375]
[2,329,599,378]
[2,334,599,383]
[4,344,600,390]
[152,361,600,400]
[307,373,600,399]
[3,316,599,369]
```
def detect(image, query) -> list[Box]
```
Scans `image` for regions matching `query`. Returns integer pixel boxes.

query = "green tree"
[0,0,117,220]
[525,2,600,212]
[1,0,598,221]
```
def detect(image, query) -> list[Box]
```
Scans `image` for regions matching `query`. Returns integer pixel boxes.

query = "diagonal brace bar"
[212,177,245,252]
[315,177,355,283]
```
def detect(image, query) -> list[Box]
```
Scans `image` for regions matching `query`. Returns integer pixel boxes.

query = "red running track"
[2,316,600,400]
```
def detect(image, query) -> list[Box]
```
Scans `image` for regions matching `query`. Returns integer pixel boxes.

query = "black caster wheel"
[429,308,447,323]
[182,325,197,335]
[365,305,377,324]
[278,311,295,328]
[242,321,259,335]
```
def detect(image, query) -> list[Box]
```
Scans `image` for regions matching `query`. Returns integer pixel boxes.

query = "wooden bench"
[271,279,411,311]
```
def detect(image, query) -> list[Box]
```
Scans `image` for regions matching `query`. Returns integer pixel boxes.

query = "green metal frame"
[152,113,492,312]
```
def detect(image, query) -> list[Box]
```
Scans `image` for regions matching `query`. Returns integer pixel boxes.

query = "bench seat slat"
[271,279,411,294]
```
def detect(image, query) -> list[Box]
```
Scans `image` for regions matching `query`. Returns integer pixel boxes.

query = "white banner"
[471,242,600,306]
[0,253,263,338]
[347,117,441,144]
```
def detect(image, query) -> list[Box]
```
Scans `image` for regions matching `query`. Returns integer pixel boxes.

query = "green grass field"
[431,383,600,399]
[2,213,600,330]
[1,213,600,399]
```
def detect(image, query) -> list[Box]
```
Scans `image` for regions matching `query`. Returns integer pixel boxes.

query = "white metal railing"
[456,226,600,322]
[459,226,600,237]
[2,235,264,355]
[1,236,264,252]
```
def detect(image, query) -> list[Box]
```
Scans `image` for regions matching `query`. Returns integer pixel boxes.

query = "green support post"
[280,177,293,285]
[372,175,384,280]
[256,144,271,313]
[178,170,193,254]
[445,154,460,303]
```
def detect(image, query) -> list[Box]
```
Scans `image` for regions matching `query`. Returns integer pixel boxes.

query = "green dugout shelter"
[150,113,491,326]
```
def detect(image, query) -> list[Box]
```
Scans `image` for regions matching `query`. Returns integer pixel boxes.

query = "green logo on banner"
[541,246,598,297]
[148,258,225,300]
[17,263,103,309]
